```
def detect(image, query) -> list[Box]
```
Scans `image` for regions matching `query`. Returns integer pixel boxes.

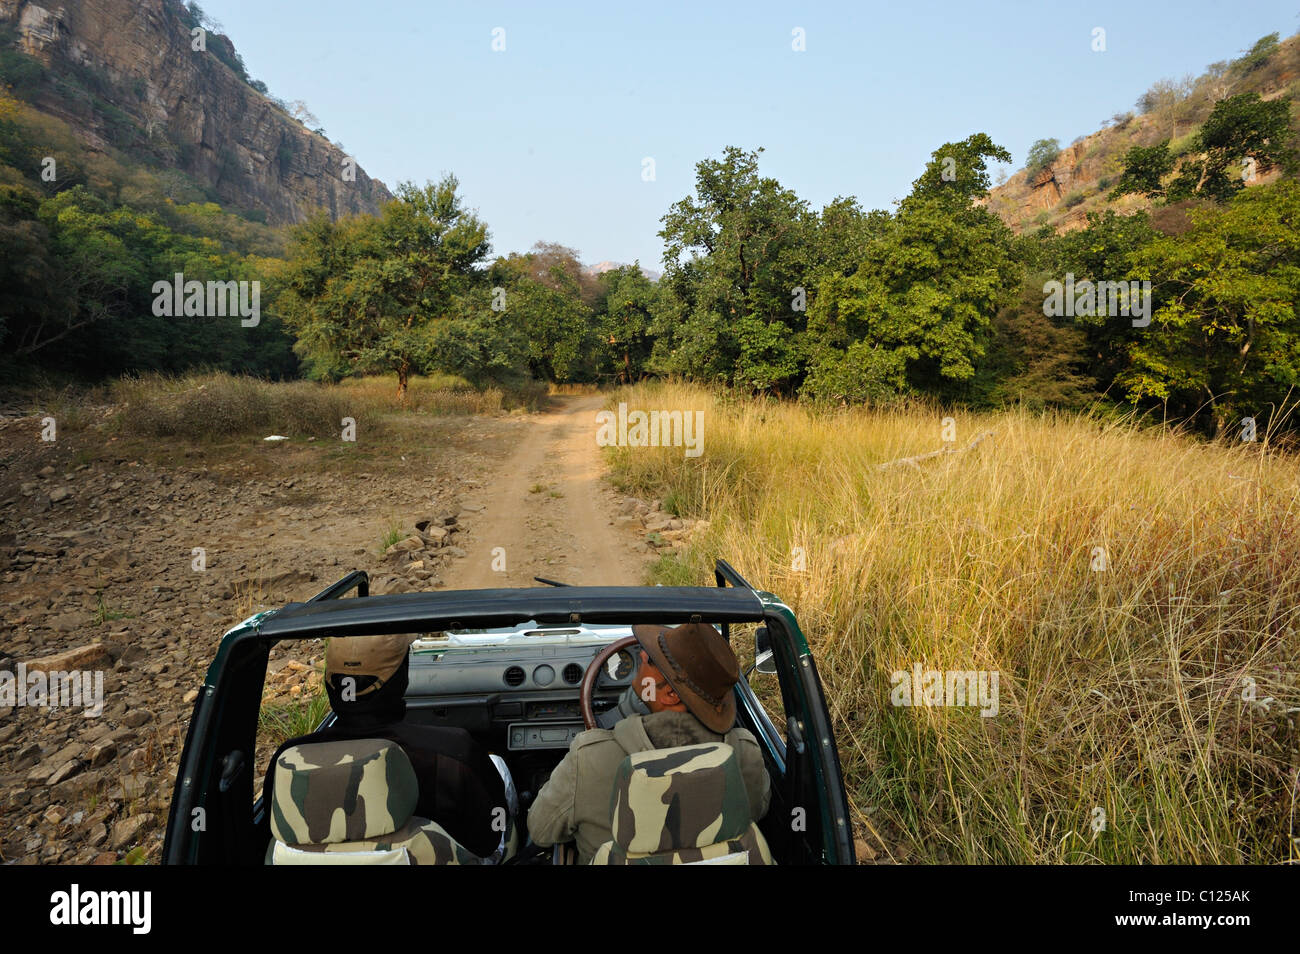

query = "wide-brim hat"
[632,622,739,733]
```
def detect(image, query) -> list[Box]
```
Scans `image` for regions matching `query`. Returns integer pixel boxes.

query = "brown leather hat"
[632,622,739,733]
[324,635,414,698]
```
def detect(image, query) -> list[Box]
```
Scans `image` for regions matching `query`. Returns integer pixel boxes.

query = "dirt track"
[443,395,652,589]
[0,392,661,863]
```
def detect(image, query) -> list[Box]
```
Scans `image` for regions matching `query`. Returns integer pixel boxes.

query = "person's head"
[631,622,741,732]
[636,647,689,715]
[323,634,415,724]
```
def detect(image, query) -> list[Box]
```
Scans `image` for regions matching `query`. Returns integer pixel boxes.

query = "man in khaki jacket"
[527,622,771,864]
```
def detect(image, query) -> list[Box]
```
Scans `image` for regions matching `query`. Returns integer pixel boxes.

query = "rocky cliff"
[0,0,390,224]
[984,32,1300,234]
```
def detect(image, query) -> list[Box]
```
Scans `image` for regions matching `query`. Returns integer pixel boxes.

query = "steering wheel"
[579,635,640,729]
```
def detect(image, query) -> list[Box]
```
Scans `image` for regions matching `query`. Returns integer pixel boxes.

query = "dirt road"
[443,394,652,588]
[0,391,662,862]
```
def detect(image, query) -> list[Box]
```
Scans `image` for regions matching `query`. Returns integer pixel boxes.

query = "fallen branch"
[877,430,994,471]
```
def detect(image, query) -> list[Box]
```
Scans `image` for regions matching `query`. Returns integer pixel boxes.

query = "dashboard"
[403,628,639,750]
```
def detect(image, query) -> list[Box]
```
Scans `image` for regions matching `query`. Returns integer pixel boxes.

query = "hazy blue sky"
[201,1,1299,269]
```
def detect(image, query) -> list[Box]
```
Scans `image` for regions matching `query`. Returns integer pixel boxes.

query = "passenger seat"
[267,738,485,865]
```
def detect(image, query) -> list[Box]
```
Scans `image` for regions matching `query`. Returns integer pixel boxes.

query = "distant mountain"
[984,31,1300,233]
[584,260,661,282]
[0,0,390,224]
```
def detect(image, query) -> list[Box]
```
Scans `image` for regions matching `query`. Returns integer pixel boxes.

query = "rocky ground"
[0,396,701,864]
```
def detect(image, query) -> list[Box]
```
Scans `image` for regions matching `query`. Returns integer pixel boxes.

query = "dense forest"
[3,29,1300,436]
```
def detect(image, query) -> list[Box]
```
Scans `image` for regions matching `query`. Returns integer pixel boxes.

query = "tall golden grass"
[605,381,1300,863]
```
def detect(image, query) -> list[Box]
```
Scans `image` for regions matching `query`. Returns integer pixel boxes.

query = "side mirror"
[754,625,776,675]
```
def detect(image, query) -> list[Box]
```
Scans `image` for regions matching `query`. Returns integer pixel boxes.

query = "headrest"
[270,738,417,846]
[609,742,751,854]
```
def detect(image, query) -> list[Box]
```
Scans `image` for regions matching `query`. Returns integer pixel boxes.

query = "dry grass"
[605,381,1300,864]
[108,371,510,442]
[337,373,505,416]
[112,372,371,440]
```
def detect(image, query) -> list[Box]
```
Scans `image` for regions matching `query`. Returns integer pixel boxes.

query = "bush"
[1063,190,1086,208]
[1169,130,1200,157]
[1025,138,1061,178]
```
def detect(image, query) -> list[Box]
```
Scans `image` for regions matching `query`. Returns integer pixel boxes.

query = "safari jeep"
[162,560,855,865]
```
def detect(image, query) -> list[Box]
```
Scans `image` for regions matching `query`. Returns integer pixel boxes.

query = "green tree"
[1039,208,1160,394]
[1230,32,1280,75]
[1025,138,1061,177]
[654,146,813,392]
[1120,181,1300,435]
[1108,142,1175,200]
[911,132,1013,206]
[969,277,1097,410]
[278,176,490,397]
[804,138,1021,402]
[1112,94,1295,204]
[1167,93,1294,201]
[596,265,657,383]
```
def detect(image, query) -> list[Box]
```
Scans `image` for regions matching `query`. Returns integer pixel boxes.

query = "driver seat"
[590,742,775,865]
[266,738,484,865]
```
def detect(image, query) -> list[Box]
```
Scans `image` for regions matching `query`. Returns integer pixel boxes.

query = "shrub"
[1025,138,1061,178]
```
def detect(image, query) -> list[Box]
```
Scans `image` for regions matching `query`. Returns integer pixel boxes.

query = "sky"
[200,0,1300,270]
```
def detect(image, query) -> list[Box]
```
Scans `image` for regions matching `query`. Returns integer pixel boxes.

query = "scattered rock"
[88,739,117,767]
[384,535,424,556]
[110,813,155,850]
[26,642,110,672]
[45,759,84,786]
[122,709,153,728]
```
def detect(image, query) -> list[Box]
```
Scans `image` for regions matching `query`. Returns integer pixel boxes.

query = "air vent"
[503,666,526,687]
[562,664,583,685]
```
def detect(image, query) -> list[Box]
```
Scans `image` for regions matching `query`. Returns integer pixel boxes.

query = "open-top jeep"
[162,560,855,864]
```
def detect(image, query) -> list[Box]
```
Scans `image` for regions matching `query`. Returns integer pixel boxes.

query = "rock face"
[0,0,391,225]
[982,32,1300,235]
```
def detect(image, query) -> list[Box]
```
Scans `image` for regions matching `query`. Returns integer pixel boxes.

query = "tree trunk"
[396,364,409,401]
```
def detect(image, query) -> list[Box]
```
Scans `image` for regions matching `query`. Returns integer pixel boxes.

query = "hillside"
[986,31,1300,233]
[0,0,389,225]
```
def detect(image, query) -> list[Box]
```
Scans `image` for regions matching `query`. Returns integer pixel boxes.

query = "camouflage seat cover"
[590,742,775,865]
[268,738,479,865]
